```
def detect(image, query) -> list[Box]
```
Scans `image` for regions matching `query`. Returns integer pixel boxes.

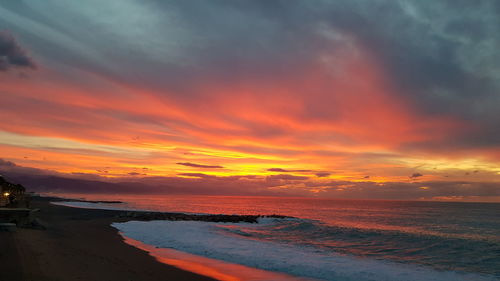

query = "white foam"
[112,220,496,281]
[120,234,315,281]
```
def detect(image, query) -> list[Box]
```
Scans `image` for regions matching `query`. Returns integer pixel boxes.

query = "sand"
[0,196,216,281]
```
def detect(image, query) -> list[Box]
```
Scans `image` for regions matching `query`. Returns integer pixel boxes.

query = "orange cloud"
[0,31,496,198]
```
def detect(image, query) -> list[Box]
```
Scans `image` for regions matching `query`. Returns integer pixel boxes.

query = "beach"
[0,196,215,281]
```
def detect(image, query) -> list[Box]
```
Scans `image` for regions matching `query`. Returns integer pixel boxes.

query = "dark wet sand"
[0,197,216,281]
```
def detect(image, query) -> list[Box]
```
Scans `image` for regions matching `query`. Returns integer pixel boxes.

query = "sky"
[0,0,499,201]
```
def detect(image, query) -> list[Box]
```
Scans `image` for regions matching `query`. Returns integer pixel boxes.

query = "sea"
[50,194,500,281]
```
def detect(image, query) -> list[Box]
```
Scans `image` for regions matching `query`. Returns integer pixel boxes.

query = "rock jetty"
[116,211,291,223]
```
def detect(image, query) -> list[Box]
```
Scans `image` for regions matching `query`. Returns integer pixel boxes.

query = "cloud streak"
[0,31,36,71]
[2,159,499,201]
[176,162,224,169]
[267,168,313,173]
[410,173,423,179]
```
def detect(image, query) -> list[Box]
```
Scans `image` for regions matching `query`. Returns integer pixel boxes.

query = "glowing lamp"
[3,192,9,197]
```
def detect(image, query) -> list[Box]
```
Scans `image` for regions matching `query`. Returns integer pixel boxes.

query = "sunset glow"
[1,1,499,201]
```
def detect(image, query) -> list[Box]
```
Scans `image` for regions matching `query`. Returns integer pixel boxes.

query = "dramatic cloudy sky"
[1,0,499,201]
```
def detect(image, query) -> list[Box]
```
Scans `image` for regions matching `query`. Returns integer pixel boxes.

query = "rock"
[114,209,293,223]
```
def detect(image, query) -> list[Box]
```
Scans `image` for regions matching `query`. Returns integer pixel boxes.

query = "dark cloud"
[267,168,313,173]
[178,172,216,179]
[410,173,423,179]
[0,158,113,181]
[0,159,17,167]
[331,1,500,150]
[268,168,289,172]
[314,180,500,201]
[267,174,309,181]
[315,172,330,178]
[0,31,36,71]
[176,162,223,169]
[2,159,499,200]
[127,172,146,176]
[2,1,499,152]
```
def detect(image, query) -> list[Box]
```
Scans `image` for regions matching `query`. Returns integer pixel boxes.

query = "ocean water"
[51,194,500,281]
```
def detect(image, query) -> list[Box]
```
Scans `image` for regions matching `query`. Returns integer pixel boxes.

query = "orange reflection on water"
[122,235,239,281]
[121,234,308,281]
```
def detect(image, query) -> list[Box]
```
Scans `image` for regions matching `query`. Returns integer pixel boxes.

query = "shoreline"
[46,197,314,281]
[0,196,216,281]
[119,234,313,281]
[4,196,497,281]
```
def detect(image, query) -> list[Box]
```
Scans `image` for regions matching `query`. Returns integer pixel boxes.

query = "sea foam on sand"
[119,234,315,281]
[112,220,497,281]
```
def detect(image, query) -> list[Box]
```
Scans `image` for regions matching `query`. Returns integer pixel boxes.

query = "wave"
[112,219,498,281]
[218,218,500,276]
